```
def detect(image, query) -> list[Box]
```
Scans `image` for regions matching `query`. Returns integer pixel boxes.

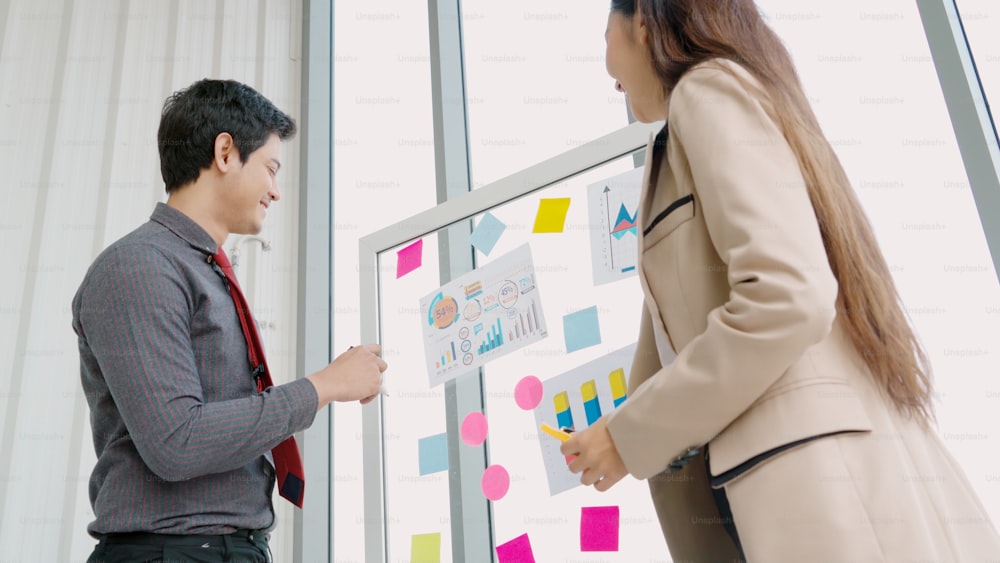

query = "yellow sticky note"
[411,532,441,563]
[532,198,571,233]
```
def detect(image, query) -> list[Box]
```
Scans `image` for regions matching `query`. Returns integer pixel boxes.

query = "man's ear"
[213,132,239,173]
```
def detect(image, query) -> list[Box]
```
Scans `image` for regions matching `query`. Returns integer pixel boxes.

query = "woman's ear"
[635,10,648,45]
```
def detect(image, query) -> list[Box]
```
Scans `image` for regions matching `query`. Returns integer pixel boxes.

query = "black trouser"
[86,528,270,563]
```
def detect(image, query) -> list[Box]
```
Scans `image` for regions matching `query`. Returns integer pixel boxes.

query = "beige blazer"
[606,58,1000,561]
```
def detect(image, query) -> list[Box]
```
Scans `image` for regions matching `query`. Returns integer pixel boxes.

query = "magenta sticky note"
[496,533,535,563]
[581,506,620,551]
[396,239,423,278]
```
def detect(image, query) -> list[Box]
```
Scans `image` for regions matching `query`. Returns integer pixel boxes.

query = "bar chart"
[507,300,543,343]
[533,343,638,495]
[477,319,505,355]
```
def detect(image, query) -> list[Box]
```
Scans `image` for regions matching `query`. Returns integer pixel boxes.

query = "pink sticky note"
[396,239,423,278]
[496,533,535,563]
[581,506,620,552]
[481,464,510,501]
[514,376,543,410]
[461,412,488,446]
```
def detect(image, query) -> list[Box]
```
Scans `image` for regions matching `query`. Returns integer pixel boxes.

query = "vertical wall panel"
[0,1,303,561]
[0,1,77,558]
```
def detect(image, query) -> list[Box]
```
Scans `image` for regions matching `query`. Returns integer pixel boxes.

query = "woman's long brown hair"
[612,0,935,423]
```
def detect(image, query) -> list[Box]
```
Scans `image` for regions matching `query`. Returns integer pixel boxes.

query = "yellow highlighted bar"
[581,379,598,403]
[554,391,570,412]
[540,423,571,442]
[609,368,627,399]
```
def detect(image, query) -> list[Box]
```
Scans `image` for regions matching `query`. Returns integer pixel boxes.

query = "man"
[73,79,386,562]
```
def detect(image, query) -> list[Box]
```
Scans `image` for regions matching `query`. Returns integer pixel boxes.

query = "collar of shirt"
[149,202,218,256]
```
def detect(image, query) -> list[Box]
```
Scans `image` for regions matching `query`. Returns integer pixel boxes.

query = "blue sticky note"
[418,433,449,475]
[563,306,602,353]
[469,212,506,256]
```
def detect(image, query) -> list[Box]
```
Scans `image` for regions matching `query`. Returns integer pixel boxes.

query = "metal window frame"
[916,0,1000,282]
[295,1,333,562]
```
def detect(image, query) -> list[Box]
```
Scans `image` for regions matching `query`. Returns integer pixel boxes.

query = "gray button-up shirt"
[72,203,318,537]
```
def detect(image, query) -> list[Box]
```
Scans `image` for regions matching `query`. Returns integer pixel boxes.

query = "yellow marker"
[540,422,572,442]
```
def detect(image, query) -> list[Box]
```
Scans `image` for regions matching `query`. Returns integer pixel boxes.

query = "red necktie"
[212,248,305,508]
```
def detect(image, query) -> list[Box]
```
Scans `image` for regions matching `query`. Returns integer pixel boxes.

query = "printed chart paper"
[420,244,549,387]
[587,167,642,286]
[533,342,637,495]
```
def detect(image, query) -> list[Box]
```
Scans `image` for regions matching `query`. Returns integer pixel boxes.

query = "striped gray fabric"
[72,203,318,537]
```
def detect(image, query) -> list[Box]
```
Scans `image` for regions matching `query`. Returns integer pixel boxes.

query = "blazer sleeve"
[606,63,839,479]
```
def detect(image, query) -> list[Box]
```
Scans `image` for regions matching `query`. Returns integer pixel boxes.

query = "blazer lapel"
[636,126,678,360]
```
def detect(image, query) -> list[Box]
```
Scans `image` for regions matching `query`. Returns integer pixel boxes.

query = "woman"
[561,0,1000,560]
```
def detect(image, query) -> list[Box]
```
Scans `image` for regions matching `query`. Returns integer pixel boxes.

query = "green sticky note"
[411,532,441,563]
[532,198,571,233]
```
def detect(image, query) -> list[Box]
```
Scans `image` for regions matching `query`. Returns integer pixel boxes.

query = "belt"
[101,528,268,547]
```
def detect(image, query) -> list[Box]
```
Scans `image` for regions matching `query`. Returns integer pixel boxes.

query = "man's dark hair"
[157,79,296,193]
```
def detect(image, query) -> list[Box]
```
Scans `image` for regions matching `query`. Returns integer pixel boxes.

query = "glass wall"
[333,1,1000,560]
[462,0,631,188]
[331,2,437,561]
[756,0,1000,527]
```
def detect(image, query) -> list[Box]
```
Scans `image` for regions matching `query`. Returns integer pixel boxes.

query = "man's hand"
[561,416,629,492]
[306,343,387,409]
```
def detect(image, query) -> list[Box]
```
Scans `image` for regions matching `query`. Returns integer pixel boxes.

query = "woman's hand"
[560,416,629,492]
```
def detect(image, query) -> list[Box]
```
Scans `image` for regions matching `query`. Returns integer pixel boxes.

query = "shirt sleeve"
[606,63,839,479]
[76,244,318,481]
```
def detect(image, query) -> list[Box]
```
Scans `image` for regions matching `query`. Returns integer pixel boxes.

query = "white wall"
[0,1,303,561]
